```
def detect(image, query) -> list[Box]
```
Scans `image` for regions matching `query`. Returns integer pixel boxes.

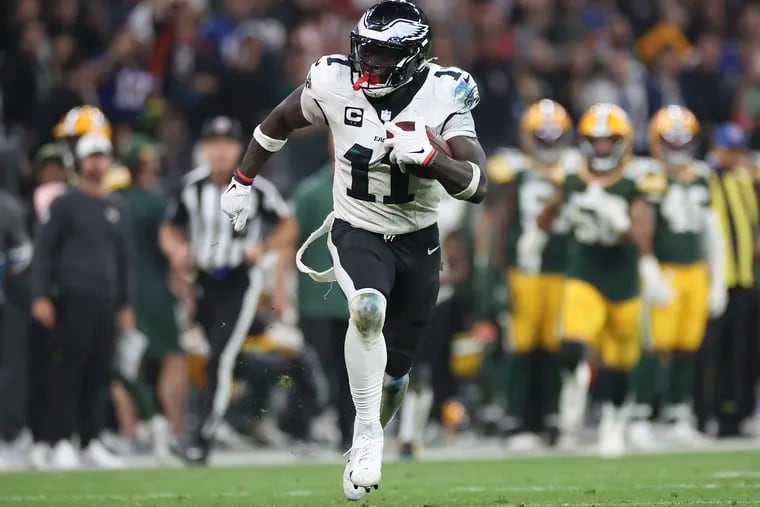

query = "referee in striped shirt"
[160,116,296,463]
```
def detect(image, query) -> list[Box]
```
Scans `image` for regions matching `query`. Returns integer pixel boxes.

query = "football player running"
[629,106,726,448]
[219,0,486,498]
[488,100,576,449]
[520,103,672,457]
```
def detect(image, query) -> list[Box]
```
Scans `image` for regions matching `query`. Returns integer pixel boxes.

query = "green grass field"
[1,450,760,507]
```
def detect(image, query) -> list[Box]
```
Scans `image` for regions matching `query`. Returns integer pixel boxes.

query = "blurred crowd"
[1,0,760,469]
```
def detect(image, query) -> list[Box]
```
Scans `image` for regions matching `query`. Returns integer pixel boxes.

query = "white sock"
[399,392,417,443]
[344,319,387,428]
[413,387,434,443]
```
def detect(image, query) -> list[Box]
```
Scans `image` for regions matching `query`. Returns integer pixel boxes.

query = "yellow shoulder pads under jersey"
[637,170,667,195]
[486,148,525,184]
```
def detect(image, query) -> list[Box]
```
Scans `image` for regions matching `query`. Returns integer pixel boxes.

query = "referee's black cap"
[201,116,243,141]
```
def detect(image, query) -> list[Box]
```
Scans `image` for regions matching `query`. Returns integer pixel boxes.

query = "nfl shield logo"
[381,110,392,122]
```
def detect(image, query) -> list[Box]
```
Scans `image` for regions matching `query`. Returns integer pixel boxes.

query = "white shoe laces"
[344,434,382,469]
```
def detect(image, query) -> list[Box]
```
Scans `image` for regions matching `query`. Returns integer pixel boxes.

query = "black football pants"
[195,266,263,441]
[710,288,759,435]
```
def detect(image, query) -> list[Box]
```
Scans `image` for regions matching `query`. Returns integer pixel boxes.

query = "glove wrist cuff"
[234,168,254,185]
[422,148,438,166]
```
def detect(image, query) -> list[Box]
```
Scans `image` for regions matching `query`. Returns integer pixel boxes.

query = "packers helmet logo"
[577,103,633,139]
[53,105,112,140]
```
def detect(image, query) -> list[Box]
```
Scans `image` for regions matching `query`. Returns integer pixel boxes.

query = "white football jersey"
[300,55,480,235]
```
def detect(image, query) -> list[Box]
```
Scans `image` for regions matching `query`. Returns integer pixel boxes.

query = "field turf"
[1,450,759,506]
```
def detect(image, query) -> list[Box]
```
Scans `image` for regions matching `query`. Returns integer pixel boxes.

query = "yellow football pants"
[647,262,709,352]
[507,270,564,353]
[561,278,641,369]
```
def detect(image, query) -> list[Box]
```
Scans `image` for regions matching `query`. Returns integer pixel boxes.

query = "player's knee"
[349,288,387,343]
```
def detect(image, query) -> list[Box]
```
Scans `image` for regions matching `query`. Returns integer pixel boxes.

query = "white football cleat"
[628,420,658,450]
[346,421,383,491]
[4,430,32,461]
[50,440,80,470]
[28,442,51,469]
[506,432,545,452]
[81,440,125,469]
[598,404,626,458]
[342,456,368,501]
[667,419,708,447]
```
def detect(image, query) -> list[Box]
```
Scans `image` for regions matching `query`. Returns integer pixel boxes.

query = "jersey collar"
[364,67,430,123]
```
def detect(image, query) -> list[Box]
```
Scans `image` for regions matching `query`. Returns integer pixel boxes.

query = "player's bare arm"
[221,86,312,231]
[536,189,565,231]
[159,222,191,272]
[384,118,485,203]
[409,135,487,203]
[490,181,517,268]
[262,216,298,314]
[624,196,656,255]
[427,136,488,203]
[238,86,311,181]
[628,194,673,305]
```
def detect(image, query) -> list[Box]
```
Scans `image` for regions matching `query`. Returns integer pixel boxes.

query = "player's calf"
[380,373,409,428]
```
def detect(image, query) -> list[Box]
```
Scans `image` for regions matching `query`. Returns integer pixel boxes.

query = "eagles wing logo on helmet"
[359,17,429,43]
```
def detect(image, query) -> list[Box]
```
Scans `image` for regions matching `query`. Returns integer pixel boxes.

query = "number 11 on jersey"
[345,143,415,204]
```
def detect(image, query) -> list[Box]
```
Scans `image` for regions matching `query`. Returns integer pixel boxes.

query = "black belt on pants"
[196,264,248,286]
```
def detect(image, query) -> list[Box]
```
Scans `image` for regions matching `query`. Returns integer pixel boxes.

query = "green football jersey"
[564,158,665,301]
[654,161,711,265]
[488,148,577,274]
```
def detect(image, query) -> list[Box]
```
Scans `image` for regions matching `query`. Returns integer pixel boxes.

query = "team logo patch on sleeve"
[455,74,480,112]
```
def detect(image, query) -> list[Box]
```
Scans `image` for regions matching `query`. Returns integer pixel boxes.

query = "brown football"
[386,121,453,157]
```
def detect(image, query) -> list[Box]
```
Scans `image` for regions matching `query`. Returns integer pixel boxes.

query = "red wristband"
[234,168,254,184]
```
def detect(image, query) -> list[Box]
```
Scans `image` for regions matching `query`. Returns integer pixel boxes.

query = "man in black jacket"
[29,132,135,469]
[0,190,32,468]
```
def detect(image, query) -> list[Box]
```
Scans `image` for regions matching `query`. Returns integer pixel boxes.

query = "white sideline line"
[714,471,760,479]
[452,482,760,494]
[510,502,760,507]
[0,492,250,503]
[637,482,760,490]
[282,490,313,497]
